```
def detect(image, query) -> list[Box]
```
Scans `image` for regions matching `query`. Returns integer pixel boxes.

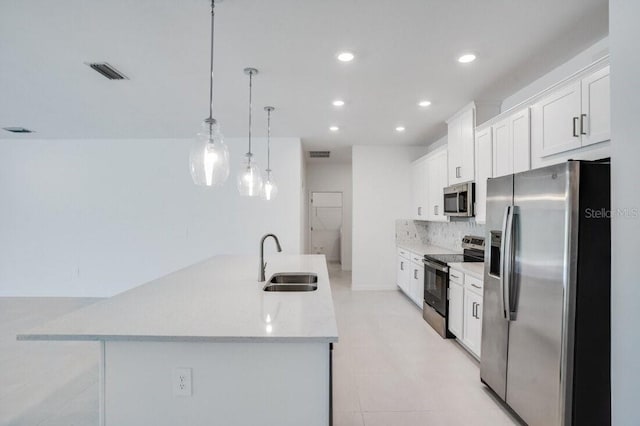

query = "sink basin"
[263,273,318,292]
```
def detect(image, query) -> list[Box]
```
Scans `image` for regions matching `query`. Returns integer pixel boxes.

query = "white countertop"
[18,255,338,344]
[396,241,460,256]
[447,262,485,280]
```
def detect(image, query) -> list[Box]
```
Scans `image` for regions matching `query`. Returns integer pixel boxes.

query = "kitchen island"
[18,254,338,426]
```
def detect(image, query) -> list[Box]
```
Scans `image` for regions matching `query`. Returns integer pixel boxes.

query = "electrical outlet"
[173,367,192,397]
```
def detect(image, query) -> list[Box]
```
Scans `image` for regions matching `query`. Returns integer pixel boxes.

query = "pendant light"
[262,106,278,201]
[237,68,263,197]
[189,0,229,187]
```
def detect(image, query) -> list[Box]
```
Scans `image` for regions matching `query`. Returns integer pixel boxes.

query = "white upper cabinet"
[511,108,531,173]
[581,65,610,147]
[474,127,492,224]
[410,158,428,220]
[447,105,475,185]
[532,81,582,157]
[531,64,610,165]
[492,118,512,177]
[492,108,531,178]
[426,148,448,222]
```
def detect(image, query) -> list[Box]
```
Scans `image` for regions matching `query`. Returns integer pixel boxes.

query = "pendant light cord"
[208,0,215,130]
[266,108,271,173]
[248,71,253,157]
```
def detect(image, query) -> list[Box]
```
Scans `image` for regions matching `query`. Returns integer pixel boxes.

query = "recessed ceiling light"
[337,51,355,62]
[332,99,345,107]
[329,126,340,132]
[396,126,406,132]
[418,100,432,107]
[458,54,476,63]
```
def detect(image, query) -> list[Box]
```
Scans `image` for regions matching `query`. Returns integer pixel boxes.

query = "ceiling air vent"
[309,151,330,158]
[3,127,33,133]
[86,62,128,80]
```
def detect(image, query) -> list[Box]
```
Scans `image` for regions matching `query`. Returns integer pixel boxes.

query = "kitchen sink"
[263,273,318,292]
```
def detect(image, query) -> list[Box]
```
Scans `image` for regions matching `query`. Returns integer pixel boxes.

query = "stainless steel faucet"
[259,233,282,282]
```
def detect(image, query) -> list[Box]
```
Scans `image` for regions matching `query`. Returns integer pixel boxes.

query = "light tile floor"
[328,263,520,426]
[0,263,520,425]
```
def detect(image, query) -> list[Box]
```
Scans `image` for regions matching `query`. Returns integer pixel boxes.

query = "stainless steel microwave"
[443,182,475,217]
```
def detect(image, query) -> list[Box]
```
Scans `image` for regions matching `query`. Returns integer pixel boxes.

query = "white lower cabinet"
[462,288,483,358]
[448,268,483,359]
[448,281,464,338]
[396,251,411,295]
[396,248,423,309]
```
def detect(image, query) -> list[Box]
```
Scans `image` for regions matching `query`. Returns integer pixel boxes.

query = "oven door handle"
[422,259,449,273]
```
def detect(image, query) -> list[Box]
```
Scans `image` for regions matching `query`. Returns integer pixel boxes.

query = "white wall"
[501,37,609,112]
[306,162,352,271]
[352,145,426,290]
[0,137,302,297]
[610,1,640,424]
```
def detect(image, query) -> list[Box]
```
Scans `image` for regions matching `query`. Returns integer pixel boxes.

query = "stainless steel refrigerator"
[481,160,610,426]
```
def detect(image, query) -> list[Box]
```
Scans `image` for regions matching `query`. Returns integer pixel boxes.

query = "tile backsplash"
[396,219,486,252]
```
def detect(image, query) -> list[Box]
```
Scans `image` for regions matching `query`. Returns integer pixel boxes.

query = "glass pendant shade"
[237,154,263,197]
[262,172,278,200]
[190,120,230,187]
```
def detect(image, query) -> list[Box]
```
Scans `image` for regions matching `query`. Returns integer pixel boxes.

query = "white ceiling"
[0,0,608,161]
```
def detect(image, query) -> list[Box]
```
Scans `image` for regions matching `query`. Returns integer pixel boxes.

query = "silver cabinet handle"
[450,274,460,280]
[418,206,422,216]
[400,261,404,271]
[572,117,579,137]
[471,283,482,289]
[414,269,418,279]
[580,113,587,135]
[472,302,477,318]
[456,166,461,178]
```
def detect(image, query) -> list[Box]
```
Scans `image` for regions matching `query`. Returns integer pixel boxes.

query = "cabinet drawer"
[465,275,483,293]
[449,269,463,285]
[397,248,411,259]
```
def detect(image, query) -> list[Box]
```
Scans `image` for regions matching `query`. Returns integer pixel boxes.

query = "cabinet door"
[511,108,531,173]
[581,66,610,147]
[447,117,461,184]
[426,149,448,222]
[409,263,424,308]
[459,108,476,183]
[448,282,464,338]
[492,118,512,178]
[396,256,409,293]
[410,158,427,220]
[532,81,582,157]
[474,127,492,224]
[463,290,483,358]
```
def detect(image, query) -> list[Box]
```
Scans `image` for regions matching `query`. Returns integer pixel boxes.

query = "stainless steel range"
[422,236,484,338]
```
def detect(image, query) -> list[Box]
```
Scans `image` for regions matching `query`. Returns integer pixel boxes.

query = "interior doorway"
[310,192,343,262]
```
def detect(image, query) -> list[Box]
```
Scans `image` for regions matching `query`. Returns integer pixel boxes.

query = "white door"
[459,107,476,183]
[310,192,342,262]
[410,158,428,220]
[396,256,409,292]
[511,108,531,173]
[474,127,492,224]
[447,117,461,184]
[532,81,582,157]
[581,65,610,147]
[448,281,464,338]
[426,149,448,222]
[492,118,512,178]
[463,290,483,357]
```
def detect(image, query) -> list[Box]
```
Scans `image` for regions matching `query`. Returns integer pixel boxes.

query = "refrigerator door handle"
[504,205,516,321]
[500,205,513,321]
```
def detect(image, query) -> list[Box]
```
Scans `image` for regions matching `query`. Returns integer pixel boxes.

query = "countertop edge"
[17,333,339,344]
